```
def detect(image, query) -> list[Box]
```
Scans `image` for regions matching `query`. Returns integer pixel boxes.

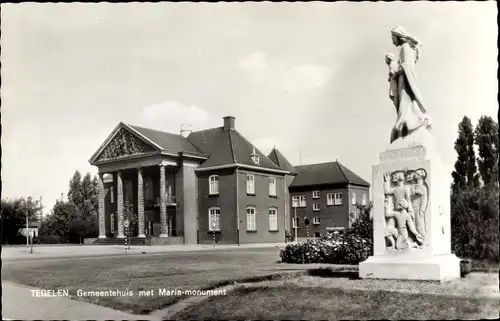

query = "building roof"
[267,148,297,174]
[290,161,370,187]
[127,124,202,155]
[187,127,282,171]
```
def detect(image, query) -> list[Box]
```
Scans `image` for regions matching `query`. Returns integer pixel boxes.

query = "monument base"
[359,253,461,281]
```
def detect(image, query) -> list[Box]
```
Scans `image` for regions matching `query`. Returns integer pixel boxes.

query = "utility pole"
[294,202,297,242]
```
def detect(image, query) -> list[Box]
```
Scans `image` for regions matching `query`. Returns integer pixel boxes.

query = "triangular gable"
[89,123,160,164]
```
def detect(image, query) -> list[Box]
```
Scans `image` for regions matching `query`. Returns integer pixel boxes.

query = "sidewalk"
[1,243,286,260]
[1,281,159,320]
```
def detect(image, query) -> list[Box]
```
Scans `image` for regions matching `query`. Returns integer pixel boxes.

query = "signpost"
[123,220,130,250]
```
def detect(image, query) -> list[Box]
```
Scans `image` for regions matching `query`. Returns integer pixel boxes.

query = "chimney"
[180,124,192,138]
[223,116,235,131]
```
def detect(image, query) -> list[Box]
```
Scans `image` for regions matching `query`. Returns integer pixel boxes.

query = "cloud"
[139,101,214,132]
[238,52,332,93]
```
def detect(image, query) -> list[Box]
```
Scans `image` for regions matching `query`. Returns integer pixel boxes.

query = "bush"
[33,235,68,244]
[280,203,374,265]
[280,231,372,265]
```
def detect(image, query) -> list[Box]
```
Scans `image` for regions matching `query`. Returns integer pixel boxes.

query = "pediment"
[95,128,156,162]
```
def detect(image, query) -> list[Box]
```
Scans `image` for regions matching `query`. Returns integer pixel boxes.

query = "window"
[269,208,278,231]
[110,187,115,204]
[209,207,221,231]
[313,217,320,225]
[313,203,320,211]
[293,217,299,228]
[208,208,221,232]
[246,174,255,194]
[314,232,321,237]
[299,195,306,207]
[268,177,277,196]
[327,193,334,205]
[209,175,219,195]
[335,193,343,205]
[312,191,320,199]
[292,196,299,208]
[246,207,256,231]
[362,194,367,206]
[328,193,342,205]
[252,155,260,164]
[352,192,356,205]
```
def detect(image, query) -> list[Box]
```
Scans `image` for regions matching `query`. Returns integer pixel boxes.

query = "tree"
[451,116,478,190]
[1,197,42,244]
[474,116,499,187]
[40,201,77,241]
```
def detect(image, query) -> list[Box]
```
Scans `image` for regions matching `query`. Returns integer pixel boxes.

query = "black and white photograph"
[1,2,498,320]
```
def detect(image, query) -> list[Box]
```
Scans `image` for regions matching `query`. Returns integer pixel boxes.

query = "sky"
[1,2,498,215]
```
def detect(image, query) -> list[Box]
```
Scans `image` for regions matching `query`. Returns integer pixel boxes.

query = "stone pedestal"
[359,129,461,281]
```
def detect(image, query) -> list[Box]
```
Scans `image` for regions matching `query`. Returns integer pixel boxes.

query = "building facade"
[287,162,370,238]
[89,116,290,245]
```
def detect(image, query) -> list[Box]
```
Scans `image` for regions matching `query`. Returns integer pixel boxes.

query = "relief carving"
[98,129,155,161]
[383,168,429,250]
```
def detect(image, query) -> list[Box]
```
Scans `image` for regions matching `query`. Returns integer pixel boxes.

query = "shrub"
[33,235,68,244]
[280,231,372,265]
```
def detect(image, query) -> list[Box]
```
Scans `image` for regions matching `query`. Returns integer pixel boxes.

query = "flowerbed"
[280,232,373,265]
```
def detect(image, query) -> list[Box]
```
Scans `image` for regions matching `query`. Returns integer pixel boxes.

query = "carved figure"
[411,169,428,237]
[385,199,424,249]
[389,26,432,143]
[383,171,414,219]
[384,196,398,249]
[385,53,399,109]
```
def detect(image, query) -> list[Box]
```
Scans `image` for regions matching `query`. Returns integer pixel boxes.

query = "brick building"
[89,116,369,245]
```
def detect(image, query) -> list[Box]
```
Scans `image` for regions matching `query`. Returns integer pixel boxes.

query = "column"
[137,168,146,237]
[159,165,168,237]
[98,173,106,238]
[116,171,125,238]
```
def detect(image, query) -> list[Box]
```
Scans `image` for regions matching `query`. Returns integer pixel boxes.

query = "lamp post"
[124,220,130,251]
[294,203,297,242]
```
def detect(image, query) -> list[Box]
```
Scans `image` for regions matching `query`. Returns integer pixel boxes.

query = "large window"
[209,175,219,195]
[268,177,277,196]
[246,174,255,194]
[145,178,153,202]
[292,195,306,207]
[209,207,220,231]
[292,196,299,208]
[362,194,367,206]
[351,192,356,205]
[246,206,256,231]
[327,193,343,205]
[268,207,278,231]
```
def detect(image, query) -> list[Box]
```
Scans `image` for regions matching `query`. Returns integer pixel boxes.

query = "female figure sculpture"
[389,26,432,143]
[411,169,428,238]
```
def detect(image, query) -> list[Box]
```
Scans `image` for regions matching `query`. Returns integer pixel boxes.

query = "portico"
[89,122,206,244]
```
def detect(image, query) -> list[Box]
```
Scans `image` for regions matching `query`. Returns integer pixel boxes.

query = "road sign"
[123,220,130,228]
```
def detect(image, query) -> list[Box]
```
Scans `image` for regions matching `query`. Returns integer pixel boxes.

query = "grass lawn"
[174,285,500,320]
[2,249,320,314]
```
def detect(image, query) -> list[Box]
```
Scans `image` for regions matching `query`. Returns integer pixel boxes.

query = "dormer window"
[250,147,260,164]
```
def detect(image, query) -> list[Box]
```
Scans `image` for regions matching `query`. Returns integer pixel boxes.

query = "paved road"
[1,281,160,321]
[1,242,288,261]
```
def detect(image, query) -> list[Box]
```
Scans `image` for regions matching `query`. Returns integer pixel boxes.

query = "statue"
[388,26,432,143]
[383,171,414,219]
